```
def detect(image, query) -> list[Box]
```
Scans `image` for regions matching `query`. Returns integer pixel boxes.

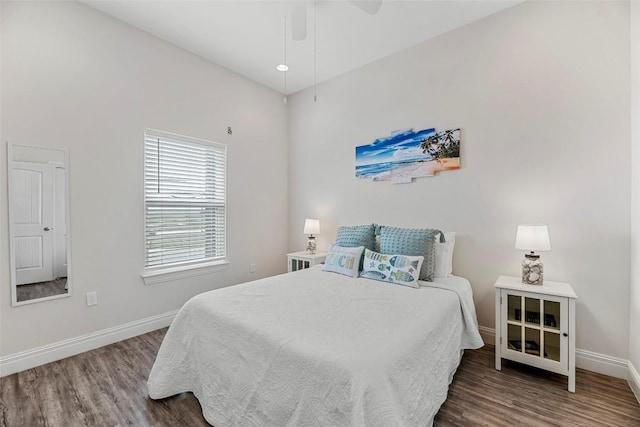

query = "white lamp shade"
[515,224,551,251]
[303,218,320,235]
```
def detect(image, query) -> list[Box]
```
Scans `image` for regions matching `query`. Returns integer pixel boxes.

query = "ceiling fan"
[291,0,382,41]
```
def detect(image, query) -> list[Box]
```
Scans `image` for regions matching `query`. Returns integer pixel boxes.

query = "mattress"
[148,266,484,426]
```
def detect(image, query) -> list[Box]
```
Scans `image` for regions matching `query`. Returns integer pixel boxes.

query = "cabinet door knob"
[563,333,568,337]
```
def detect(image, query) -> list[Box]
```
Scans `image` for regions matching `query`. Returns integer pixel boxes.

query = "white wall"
[629,0,640,397]
[0,1,288,357]
[288,1,631,359]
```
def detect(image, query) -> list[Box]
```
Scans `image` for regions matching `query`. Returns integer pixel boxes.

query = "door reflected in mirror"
[8,143,71,306]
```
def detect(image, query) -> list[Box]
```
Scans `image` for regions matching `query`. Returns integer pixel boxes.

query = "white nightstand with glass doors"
[494,275,578,392]
[287,251,326,273]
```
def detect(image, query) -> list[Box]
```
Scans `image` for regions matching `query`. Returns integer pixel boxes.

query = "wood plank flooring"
[1,328,638,426]
[16,278,68,303]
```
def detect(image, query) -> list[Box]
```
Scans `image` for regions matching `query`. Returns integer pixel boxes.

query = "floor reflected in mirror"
[16,277,68,302]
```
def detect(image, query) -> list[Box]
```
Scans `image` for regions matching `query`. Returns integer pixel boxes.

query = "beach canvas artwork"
[355,128,461,184]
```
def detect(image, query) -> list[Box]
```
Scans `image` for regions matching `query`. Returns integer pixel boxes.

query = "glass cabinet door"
[290,259,310,272]
[504,292,563,363]
[543,300,561,362]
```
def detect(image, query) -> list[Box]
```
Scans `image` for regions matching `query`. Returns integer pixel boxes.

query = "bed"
[147,266,484,426]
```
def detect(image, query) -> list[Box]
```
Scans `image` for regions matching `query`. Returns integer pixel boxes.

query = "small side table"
[287,251,326,273]
[494,275,577,392]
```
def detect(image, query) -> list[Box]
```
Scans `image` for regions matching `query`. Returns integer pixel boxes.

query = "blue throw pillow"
[335,224,376,251]
[335,224,376,270]
[379,226,443,281]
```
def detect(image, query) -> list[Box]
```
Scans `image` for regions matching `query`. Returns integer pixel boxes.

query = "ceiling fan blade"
[292,3,307,41]
[350,0,382,15]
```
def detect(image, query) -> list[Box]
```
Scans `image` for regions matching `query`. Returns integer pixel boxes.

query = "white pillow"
[360,249,424,288]
[322,244,365,278]
[433,232,456,278]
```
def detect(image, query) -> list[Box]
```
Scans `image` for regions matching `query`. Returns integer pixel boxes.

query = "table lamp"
[515,224,551,285]
[303,219,320,254]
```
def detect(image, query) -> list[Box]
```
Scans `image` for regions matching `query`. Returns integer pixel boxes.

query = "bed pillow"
[335,224,376,251]
[360,249,424,288]
[322,244,365,278]
[434,232,456,278]
[379,226,443,281]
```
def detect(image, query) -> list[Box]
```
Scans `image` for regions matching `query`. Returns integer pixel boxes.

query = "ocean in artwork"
[356,161,406,178]
[355,128,460,183]
[355,128,436,178]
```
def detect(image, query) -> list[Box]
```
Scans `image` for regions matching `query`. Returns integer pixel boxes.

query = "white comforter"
[148,267,483,427]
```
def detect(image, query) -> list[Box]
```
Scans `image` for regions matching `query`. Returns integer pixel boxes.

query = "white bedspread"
[148,267,483,427]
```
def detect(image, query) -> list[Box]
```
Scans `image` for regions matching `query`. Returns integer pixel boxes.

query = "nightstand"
[494,275,578,392]
[287,251,327,273]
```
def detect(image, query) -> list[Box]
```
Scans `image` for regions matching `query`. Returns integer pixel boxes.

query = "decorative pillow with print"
[360,249,424,288]
[322,244,365,278]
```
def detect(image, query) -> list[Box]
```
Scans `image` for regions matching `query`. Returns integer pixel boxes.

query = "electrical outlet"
[86,291,98,307]
[250,263,256,273]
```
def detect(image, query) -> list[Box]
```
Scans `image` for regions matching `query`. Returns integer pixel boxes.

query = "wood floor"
[1,328,638,427]
[16,277,68,303]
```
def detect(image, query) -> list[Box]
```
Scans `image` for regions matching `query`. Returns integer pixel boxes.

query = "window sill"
[142,261,229,285]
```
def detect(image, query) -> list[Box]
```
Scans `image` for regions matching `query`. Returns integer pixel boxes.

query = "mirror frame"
[7,143,72,306]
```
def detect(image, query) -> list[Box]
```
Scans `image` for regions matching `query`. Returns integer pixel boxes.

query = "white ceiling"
[85,1,522,95]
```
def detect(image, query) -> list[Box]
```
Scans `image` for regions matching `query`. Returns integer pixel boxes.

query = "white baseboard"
[575,348,628,379]
[478,326,628,379]
[629,361,640,404]
[0,309,178,377]
[478,325,495,345]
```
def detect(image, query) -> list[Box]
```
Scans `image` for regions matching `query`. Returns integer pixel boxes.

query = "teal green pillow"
[379,226,443,281]
[335,224,376,270]
[335,224,376,251]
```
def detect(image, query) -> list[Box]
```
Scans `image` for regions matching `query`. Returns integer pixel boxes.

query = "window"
[144,129,226,275]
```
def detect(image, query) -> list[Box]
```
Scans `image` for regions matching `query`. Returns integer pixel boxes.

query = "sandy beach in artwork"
[372,158,460,182]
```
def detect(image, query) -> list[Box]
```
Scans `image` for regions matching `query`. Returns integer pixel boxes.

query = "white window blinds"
[144,130,226,270]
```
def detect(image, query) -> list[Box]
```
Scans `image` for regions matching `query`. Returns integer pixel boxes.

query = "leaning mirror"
[8,143,71,306]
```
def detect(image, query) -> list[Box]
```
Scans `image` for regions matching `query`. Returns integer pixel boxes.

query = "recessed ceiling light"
[276,64,289,72]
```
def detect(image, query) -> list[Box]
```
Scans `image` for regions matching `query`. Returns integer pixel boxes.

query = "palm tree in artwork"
[440,129,458,148]
[419,136,438,156]
[420,129,460,159]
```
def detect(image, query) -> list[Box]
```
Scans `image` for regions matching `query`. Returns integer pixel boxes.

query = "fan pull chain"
[284,15,288,104]
[314,0,318,102]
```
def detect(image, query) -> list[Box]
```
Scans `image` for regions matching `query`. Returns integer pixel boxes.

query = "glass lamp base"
[522,254,543,285]
[306,236,317,254]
